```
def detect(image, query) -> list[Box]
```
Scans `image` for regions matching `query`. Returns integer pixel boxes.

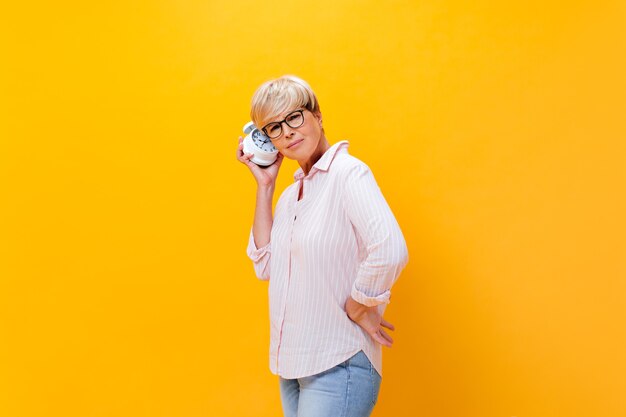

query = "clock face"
[252,129,277,153]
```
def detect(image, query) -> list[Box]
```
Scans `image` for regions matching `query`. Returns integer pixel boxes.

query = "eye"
[286,112,300,122]
[267,124,281,134]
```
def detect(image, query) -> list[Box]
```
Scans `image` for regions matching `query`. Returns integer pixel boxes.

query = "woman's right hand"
[236,136,284,187]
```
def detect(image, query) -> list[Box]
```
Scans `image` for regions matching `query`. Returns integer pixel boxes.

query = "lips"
[287,138,304,148]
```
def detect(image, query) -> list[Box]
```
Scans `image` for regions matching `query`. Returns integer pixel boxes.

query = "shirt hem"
[270,347,369,379]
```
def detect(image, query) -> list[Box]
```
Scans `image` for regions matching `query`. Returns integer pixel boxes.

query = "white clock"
[242,121,278,166]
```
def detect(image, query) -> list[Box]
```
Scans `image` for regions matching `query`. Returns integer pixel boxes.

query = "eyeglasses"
[261,109,305,139]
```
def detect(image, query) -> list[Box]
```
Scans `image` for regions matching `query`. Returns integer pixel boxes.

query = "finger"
[371,331,391,347]
[236,137,249,157]
[381,318,395,331]
[237,150,252,160]
[237,152,254,165]
[236,139,245,158]
[371,329,393,347]
[379,328,394,345]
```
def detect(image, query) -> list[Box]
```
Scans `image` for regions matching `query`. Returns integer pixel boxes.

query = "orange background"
[1,1,625,416]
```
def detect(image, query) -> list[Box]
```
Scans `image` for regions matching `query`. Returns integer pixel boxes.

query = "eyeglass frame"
[261,109,306,139]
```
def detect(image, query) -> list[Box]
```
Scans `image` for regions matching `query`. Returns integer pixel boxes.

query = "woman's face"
[263,108,323,162]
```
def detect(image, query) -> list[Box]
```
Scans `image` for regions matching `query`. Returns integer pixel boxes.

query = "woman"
[236,75,408,417]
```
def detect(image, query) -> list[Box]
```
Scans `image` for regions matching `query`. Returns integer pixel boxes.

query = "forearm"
[343,162,409,306]
[252,184,275,248]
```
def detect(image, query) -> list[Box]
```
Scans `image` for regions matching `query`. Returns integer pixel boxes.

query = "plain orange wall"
[1,1,624,416]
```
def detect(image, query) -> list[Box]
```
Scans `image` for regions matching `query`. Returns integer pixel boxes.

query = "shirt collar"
[293,140,349,181]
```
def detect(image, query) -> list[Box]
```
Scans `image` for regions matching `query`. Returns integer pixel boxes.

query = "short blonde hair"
[250,75,321,129]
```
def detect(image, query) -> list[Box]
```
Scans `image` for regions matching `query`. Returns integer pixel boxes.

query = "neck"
[298,136,331,176]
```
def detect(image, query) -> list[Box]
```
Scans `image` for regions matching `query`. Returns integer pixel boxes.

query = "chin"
[288,146,313,160]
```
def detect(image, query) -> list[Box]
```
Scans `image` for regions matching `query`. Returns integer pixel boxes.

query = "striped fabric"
[246,140,409,379]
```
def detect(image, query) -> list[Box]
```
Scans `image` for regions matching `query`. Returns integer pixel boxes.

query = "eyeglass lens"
[264,110,304,138]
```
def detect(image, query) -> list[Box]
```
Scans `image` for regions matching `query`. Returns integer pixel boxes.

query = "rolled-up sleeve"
[343,163,409,306]
[246,227,271,281]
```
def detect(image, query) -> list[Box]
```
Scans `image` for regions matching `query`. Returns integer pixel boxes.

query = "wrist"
[345,296,368,320]
[257,183,275,193]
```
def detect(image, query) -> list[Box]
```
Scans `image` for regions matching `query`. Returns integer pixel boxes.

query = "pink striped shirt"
[246,140,409,379]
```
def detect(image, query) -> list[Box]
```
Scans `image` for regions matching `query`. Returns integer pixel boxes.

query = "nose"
[281,122,295,138]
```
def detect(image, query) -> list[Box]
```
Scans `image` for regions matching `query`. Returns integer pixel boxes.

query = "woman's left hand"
[344,296,395,347]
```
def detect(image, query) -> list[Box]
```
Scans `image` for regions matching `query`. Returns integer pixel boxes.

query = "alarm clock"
[242,121,279,166]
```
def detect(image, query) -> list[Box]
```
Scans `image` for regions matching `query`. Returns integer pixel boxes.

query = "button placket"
[275,183,301,372]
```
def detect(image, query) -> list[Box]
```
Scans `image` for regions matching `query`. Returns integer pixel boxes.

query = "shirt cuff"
[350,283,391,307]
[246,228,270,261]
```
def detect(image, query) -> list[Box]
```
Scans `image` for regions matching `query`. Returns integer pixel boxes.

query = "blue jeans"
[278,350,382,417]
